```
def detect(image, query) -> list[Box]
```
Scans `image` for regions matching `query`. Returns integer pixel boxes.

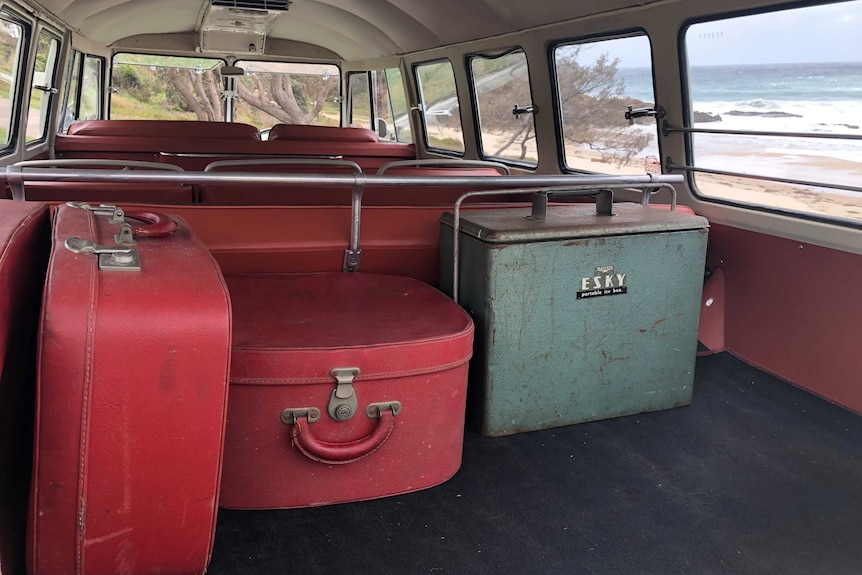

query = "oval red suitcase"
[221,272,473,509]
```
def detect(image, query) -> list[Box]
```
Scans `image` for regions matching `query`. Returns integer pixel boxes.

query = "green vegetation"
[111,59,341,129]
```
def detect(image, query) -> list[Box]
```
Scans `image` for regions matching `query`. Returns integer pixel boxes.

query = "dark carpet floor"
[209,353,862,574]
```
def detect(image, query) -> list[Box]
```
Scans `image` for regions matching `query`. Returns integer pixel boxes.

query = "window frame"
[677,4,862,229]
[26,26,63,145]
[0,9,31,154]
[548,29,658,174]
[347,70,372,129]
[466,46,537,169]
[413,58,465,157]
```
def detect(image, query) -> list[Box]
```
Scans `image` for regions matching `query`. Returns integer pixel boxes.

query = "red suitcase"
[0,202,50,575]
[220,272,474,509]
[29,203,232,575]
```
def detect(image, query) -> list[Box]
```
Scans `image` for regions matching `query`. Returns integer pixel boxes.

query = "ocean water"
[616,62,862,185]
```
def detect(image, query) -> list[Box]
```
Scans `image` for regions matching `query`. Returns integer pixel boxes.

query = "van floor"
[208,352,862,575]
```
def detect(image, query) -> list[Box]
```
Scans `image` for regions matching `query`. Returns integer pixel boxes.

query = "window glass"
[80,56,102,121]
[554,35,657,174]
[111,54,224,120]
[685,2,862,223]
[0,18,25,146]
[384,67,411,143]
[470,48,536,165]
[61,51,82,132]
[349,72,371,128]
[415,60,464,153]
[27,30,60,143]
[235,61,340,129]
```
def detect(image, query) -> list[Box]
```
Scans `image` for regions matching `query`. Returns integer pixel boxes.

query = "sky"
[565,0,862,67]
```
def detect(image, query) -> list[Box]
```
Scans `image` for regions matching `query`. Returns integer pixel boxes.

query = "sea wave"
[691,99,862,133]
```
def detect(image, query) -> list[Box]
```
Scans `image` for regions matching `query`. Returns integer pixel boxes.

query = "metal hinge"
[63,203,141,271]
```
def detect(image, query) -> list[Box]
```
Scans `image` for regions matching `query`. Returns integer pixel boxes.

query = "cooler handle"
[289,410,396,465]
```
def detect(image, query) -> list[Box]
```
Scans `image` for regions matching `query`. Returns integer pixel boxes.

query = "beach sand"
[476,128,862,223]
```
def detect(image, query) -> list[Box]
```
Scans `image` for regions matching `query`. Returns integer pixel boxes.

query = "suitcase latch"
[328,367,360,421]
[64,237,141,272]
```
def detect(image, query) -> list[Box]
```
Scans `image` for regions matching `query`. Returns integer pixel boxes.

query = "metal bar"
[667,162,862,195]
[1,166,684,188]
[450,183,678,304]
[14,159,185,171]
[662,122,862,141]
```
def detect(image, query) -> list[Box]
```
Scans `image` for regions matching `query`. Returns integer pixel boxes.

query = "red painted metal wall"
[705,223,862,414]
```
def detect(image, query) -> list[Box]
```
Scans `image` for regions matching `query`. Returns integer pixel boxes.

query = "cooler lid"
[441,203,708,243]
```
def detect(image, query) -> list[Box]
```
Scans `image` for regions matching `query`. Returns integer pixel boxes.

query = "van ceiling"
[42,0,661,60]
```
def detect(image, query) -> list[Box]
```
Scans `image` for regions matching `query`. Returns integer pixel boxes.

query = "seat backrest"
[268,124,378,143]
[67,120,261,140]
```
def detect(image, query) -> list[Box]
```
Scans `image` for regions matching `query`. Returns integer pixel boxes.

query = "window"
[111,54,224,120]
[684,2,862,223]
[61,51,82,132]
[553,34,658,175]
[347,68,412,142]
[470,48,536,166]
[0,17,25,148]
[383,68,411,143]
[415,60,464,153]
[27,30,61,143]
[80,56,103,121]
[235,61,340,129]
[348,72,371,128]
[62,52,103,132]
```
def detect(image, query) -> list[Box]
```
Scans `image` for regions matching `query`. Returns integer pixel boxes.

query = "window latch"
[512,104,536,119]
[625,105,665,125]
[34,85,58,94]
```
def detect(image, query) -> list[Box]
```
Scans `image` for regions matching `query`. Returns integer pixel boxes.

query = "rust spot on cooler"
[563,240,583,247]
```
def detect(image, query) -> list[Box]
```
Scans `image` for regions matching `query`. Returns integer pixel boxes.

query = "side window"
[27,30,61,143]
[384,67,411,143]
[415,60,464,154]
[553,34,657,174]
[61,51,82,132]
[470,48,536,166]
[348,72,371,128]
[684,2,862,224]
[80,55,103,121]
[0,17,26,148]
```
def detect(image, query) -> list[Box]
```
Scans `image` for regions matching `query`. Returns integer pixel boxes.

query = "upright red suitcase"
[29,203,232,575]
[0,202,50,575]
[220,272,474,509]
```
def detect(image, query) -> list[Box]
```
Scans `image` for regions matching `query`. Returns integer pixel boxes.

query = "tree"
[475,47,651,166]
[555,47,652,166]
[166,68,338,125]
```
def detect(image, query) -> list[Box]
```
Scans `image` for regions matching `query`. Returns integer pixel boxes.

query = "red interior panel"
[706,223,862,413]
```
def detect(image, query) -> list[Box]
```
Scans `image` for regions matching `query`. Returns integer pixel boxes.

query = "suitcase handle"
[124,210,179,238]
[290,410,396,465]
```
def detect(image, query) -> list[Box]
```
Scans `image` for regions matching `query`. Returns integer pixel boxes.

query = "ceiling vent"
[199,0,291,54]
[210,0,292,10]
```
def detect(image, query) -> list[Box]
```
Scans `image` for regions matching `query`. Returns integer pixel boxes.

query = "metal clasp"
[65,202,126,224]
[366,401,402,418]
[328,367,359,421]
[64,237,141,272]
[280,407,321,424]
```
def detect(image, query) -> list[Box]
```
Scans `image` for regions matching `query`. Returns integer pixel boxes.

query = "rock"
[693,111,722,123]
[725,110,802,118]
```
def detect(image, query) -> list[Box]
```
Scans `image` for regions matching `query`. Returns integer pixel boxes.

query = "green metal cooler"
[439,202,708,437]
